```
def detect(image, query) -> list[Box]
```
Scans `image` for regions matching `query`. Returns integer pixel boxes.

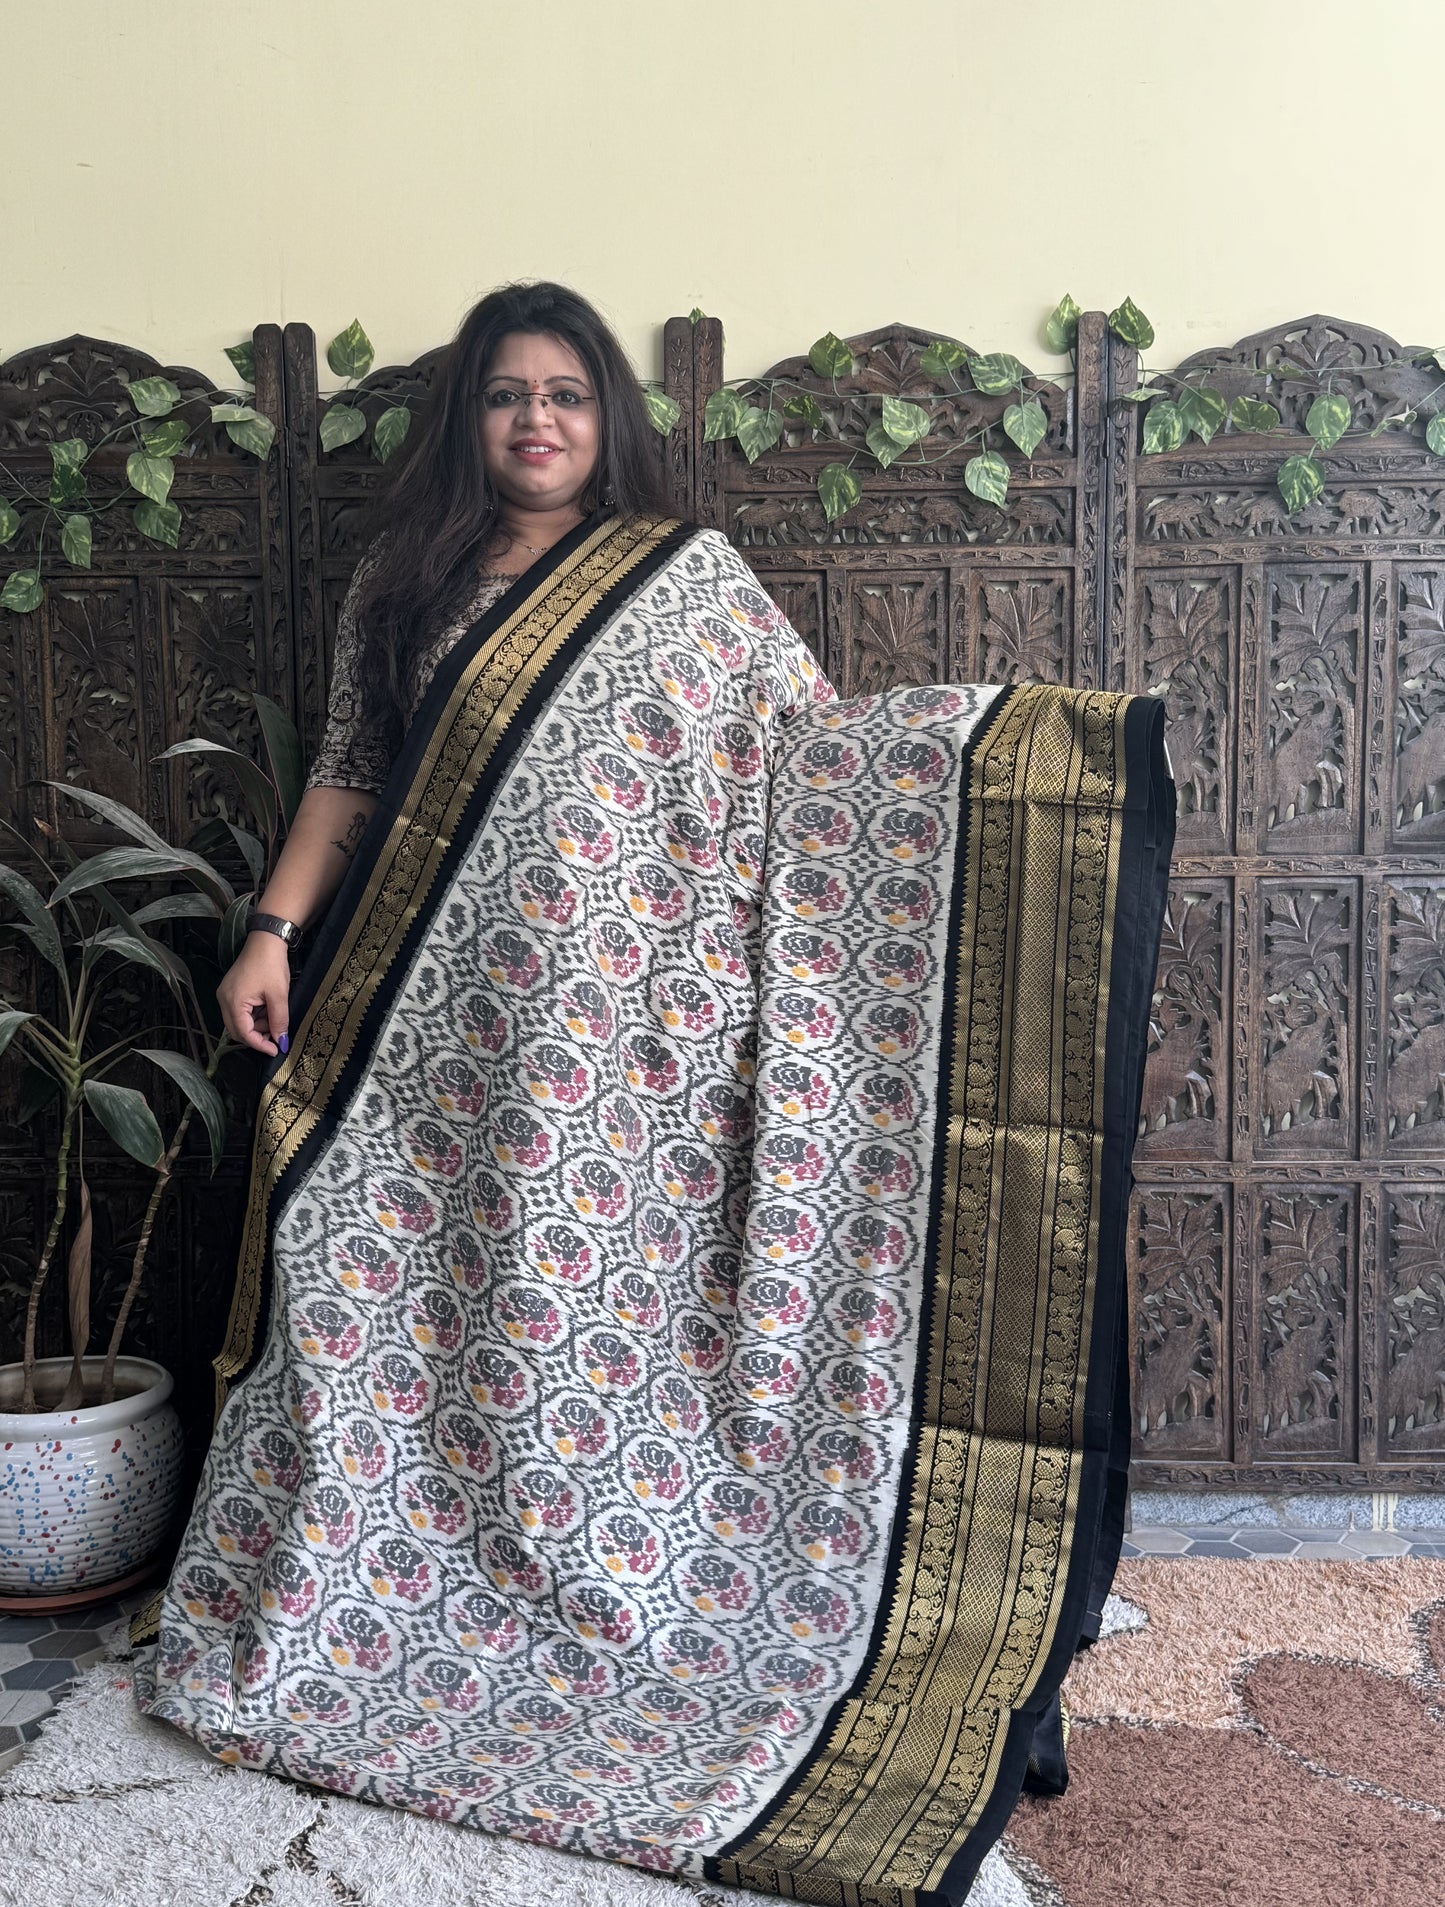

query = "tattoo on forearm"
[331,809,369,860]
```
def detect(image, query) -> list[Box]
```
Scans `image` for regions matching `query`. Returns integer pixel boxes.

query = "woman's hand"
[218,933,295,1057]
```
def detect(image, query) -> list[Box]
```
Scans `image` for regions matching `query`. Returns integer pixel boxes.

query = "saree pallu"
[132,509,1174,1906]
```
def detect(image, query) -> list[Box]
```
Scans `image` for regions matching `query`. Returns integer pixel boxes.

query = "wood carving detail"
[978,576,1069,684]
[1263,569,1360,850]
[1384,884,1445,1147]
[1383,1188,1445,1453]
[1256,1188,1352,1456]
[1393,568,1445,841]
[729,488,1071,549]
[1132,1186,1228,1458]
[839,573,945,697]
[1138,885,1227,1157]
[1138,572,1233,845]
[1259,884,1355,1153]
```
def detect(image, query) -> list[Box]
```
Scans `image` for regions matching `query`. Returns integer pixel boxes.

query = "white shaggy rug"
[0,1599,1144,1907]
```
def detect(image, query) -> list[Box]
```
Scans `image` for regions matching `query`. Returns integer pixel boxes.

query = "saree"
[131,508,1175,1905]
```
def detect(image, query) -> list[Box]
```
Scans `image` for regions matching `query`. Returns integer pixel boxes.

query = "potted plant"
[0,691,304,1609]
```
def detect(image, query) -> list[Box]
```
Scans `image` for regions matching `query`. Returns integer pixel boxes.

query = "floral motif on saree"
[131,510,1175,1906]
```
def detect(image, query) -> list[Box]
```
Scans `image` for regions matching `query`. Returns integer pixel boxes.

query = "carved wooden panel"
[1117,316,1445,1486]
[0,330,290,1465]
[1131,1186,1229,1460]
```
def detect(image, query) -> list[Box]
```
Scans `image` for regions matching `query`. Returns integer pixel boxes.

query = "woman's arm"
[218,783,379,1057]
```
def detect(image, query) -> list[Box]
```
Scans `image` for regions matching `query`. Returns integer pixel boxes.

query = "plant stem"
[20,1088,79,1413]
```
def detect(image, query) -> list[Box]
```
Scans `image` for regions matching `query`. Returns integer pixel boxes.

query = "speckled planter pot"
[0,1356,184,1602]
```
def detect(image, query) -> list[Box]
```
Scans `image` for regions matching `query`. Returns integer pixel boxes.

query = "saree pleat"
[130,512,1174,1906]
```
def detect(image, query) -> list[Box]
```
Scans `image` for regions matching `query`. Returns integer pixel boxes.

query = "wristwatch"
[247,909,306,952]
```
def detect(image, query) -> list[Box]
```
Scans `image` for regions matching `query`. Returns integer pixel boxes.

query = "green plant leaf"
[327,319,375,381]
[82,1078,164,1170]
[1044,294,1081,354]
[372,404,411,462]
[251,688,305,827]
[209,402,257,422]
[919,338,970,379]
[127,376,182,418]
[964,450,1010,506]
[1176,385,1227,445]
[226,413,276,459]
[225,820,267,891]
[0,863,65,975]
[1107,296,1155,349]
[703,388,745,441]
[1115,387,1165,403]
[49,845,233,911]
[60,514,92,568]
[40,781,174,852]
[225,340,256,384]
[1142,400,1185,454]
[1,570,42,613]
[152,737,278,838]
[817,463,861,524]
[879,397,930,447]
[1306,392,1351,450]
[84,923,187,990]
[865,423,906,468]
[131,893,221,925]
[0,499,18,546]
[1426,414,1445,457]
[125,451,175,506]
[135,1047,227,1172]
[1003,398,1048,457]
[142,419,190,457]
[808,332,854,381]
[688,307,705,323]
[968,353,1025,396]
[49,440,88,507]
[642,388,680,436]
[1370,407,1416,439]
[784,392,825,431]
[0,1008,38,1064]
[1277,454,1324,515]
[735,406,784,464]
[319,405,367,453]
[1230,395,1281,433]
[134,498,182,547]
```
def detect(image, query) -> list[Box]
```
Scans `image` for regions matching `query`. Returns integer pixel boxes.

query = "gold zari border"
[213,511,678,1412]
[718,684,1132,1906]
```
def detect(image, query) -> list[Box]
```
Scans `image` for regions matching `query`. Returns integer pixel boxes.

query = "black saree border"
[712,685,1174,1907]
[219,507,693,1413]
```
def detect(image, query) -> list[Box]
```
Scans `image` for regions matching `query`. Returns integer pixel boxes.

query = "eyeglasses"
[481,387,596,411]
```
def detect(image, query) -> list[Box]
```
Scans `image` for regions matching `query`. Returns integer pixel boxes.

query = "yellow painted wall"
[4,0,1440,391]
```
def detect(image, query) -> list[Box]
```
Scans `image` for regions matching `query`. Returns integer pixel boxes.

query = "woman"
[132,281,1174,1905]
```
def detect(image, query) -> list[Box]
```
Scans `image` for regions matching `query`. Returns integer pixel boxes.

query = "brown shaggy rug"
[1006,1558,1445,1907]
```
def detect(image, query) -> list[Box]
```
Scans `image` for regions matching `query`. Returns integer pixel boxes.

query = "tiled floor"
[0,1583,155,1774]
[3,1524,1444,1779]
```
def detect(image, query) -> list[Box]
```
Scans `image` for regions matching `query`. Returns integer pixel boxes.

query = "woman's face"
[479,330,601,516]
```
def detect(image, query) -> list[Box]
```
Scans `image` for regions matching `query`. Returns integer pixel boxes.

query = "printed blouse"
[303,561,515,796]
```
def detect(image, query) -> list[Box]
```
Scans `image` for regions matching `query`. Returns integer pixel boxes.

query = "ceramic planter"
[0,1356,184,1605]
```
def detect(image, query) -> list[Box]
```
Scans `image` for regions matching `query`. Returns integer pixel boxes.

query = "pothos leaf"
[784,392,825,431]
[879,396,930,446]
[703,388,745,441]
[125,451,175,505]
[1,570,42,613]
[1306,392,1351,450]
[1276,454,1324,515]
[319,405,367,453]
[642,388,681,435]
[327,319,375,381]
[808,332,854,381]
[372,405,411,462]
[1426,414,1445,458]
[967,352,1025,396]
[0,499,18,546]
[1230,395,1281,434]
[1142,400,1185,454]
[1176,385,1227,444]
[1107,296,1155,350]
[225,340,256,384]
[865,423,906,468]
[963,450,1010,507]
[1002,398,1047,457]
[816,463,861,524]
[60,513,92,568]
[134,499,182,547]
[735,406,784,464]
[919,338,970,379]
[127,376,182,418]
[1044,293,1081,354]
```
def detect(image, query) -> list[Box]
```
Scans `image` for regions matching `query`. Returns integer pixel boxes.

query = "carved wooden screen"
[0,329,293,1469]
[1108,317,1445,1487]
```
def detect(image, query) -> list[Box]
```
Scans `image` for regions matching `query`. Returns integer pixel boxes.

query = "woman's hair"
[345,279,673,739]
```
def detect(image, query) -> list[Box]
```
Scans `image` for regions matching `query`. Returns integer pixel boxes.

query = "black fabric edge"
[228,511,698,1402]
[932,691,1176,1907]
[707,680,1019,1883]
